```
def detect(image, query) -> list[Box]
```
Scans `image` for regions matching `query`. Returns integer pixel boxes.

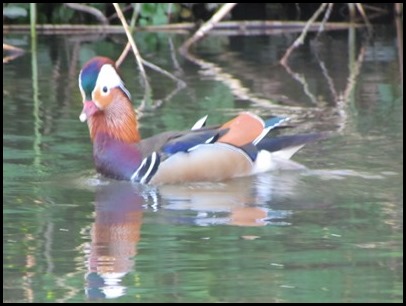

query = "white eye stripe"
[95,64,126,95]
[78,70,85,99]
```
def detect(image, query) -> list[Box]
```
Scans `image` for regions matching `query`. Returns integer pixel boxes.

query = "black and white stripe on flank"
[131,152,160,184]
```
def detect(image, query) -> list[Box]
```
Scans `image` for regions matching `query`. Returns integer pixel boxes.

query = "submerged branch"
[3,43,25,63]
[168,37,183,73]
[141,59,186,88]
[3,21,362,35]
[312,45,339,102]
[281,64,321,106]
[181,48,318,116]
[342,46,366,102]
[3,43,24,53]
[280,3,329,66]
[137,80,185,114]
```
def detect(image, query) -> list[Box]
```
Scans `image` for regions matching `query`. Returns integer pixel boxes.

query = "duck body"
[79,57,324,185]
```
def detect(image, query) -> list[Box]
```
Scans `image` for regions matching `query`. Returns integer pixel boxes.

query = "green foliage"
[3,3,182,25]
[139,3,179,26]
[50,4,75,24]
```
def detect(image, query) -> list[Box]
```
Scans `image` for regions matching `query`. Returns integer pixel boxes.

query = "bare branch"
[107,4,133,21]
[180,48,315,115]
[116,42,131,68]
[113,3,151,103]
[354,3,373,34]
[113,3,185,105]
[167,3,173,23]
[395,3,403,84]
[180,3,237,52]
[116,4,141,68]
[4,21,362,35]
[168,37,183,73]
[3,43,24,53]
[316,3,333,38]
[281,64,320,106]
[141,59,186,88]
[279,3,328,66]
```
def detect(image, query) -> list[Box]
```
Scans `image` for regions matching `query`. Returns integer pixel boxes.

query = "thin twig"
[3,43,25,63]
[395,3,403,84]
[179,3,237,52]
[115,3,185,95]
[395,3,403,16]
[316,3,333,38]
[130,3,141,29]
[181,48,316,116]
[348,3,356,22]
[342,46,366,102]
[107,4,133,21]
[167,3,173,23]
[334,45,366,134]
[363,4,390,14]
[142,59,186,88]
[4,21,362,35]
[279,3,328,66]
[137,78,185,112]
[3,53,24,63]
[64,3,108,25]
[311,41,339,101]
[113,2,151,104]
[3,43,24,52]
[116,42,131,68]
[281,63,320,106]
[168,37,183,73]
[116,4,141,68]
[354,3,373,34]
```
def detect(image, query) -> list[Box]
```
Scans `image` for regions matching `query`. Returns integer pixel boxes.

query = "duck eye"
[102,86,108,93]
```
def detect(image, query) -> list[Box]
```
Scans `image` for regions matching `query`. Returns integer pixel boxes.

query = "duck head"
[78,57,140,143]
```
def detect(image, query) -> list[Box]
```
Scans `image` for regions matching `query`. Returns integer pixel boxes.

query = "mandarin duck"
[78,56,324,185]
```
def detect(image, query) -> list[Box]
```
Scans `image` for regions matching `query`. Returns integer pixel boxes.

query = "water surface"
[3,26,403,302]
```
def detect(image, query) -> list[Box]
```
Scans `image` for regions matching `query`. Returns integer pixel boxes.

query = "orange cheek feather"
[93,87,113,109]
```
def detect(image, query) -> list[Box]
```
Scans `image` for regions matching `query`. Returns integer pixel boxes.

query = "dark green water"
[3,26,403,302]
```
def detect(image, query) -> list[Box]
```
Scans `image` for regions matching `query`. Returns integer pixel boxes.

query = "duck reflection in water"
[84,182,144,299]
[84,172,298,299]
[158,173,295,227]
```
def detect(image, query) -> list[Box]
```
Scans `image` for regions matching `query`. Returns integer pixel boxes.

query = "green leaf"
[141,3,157,17]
